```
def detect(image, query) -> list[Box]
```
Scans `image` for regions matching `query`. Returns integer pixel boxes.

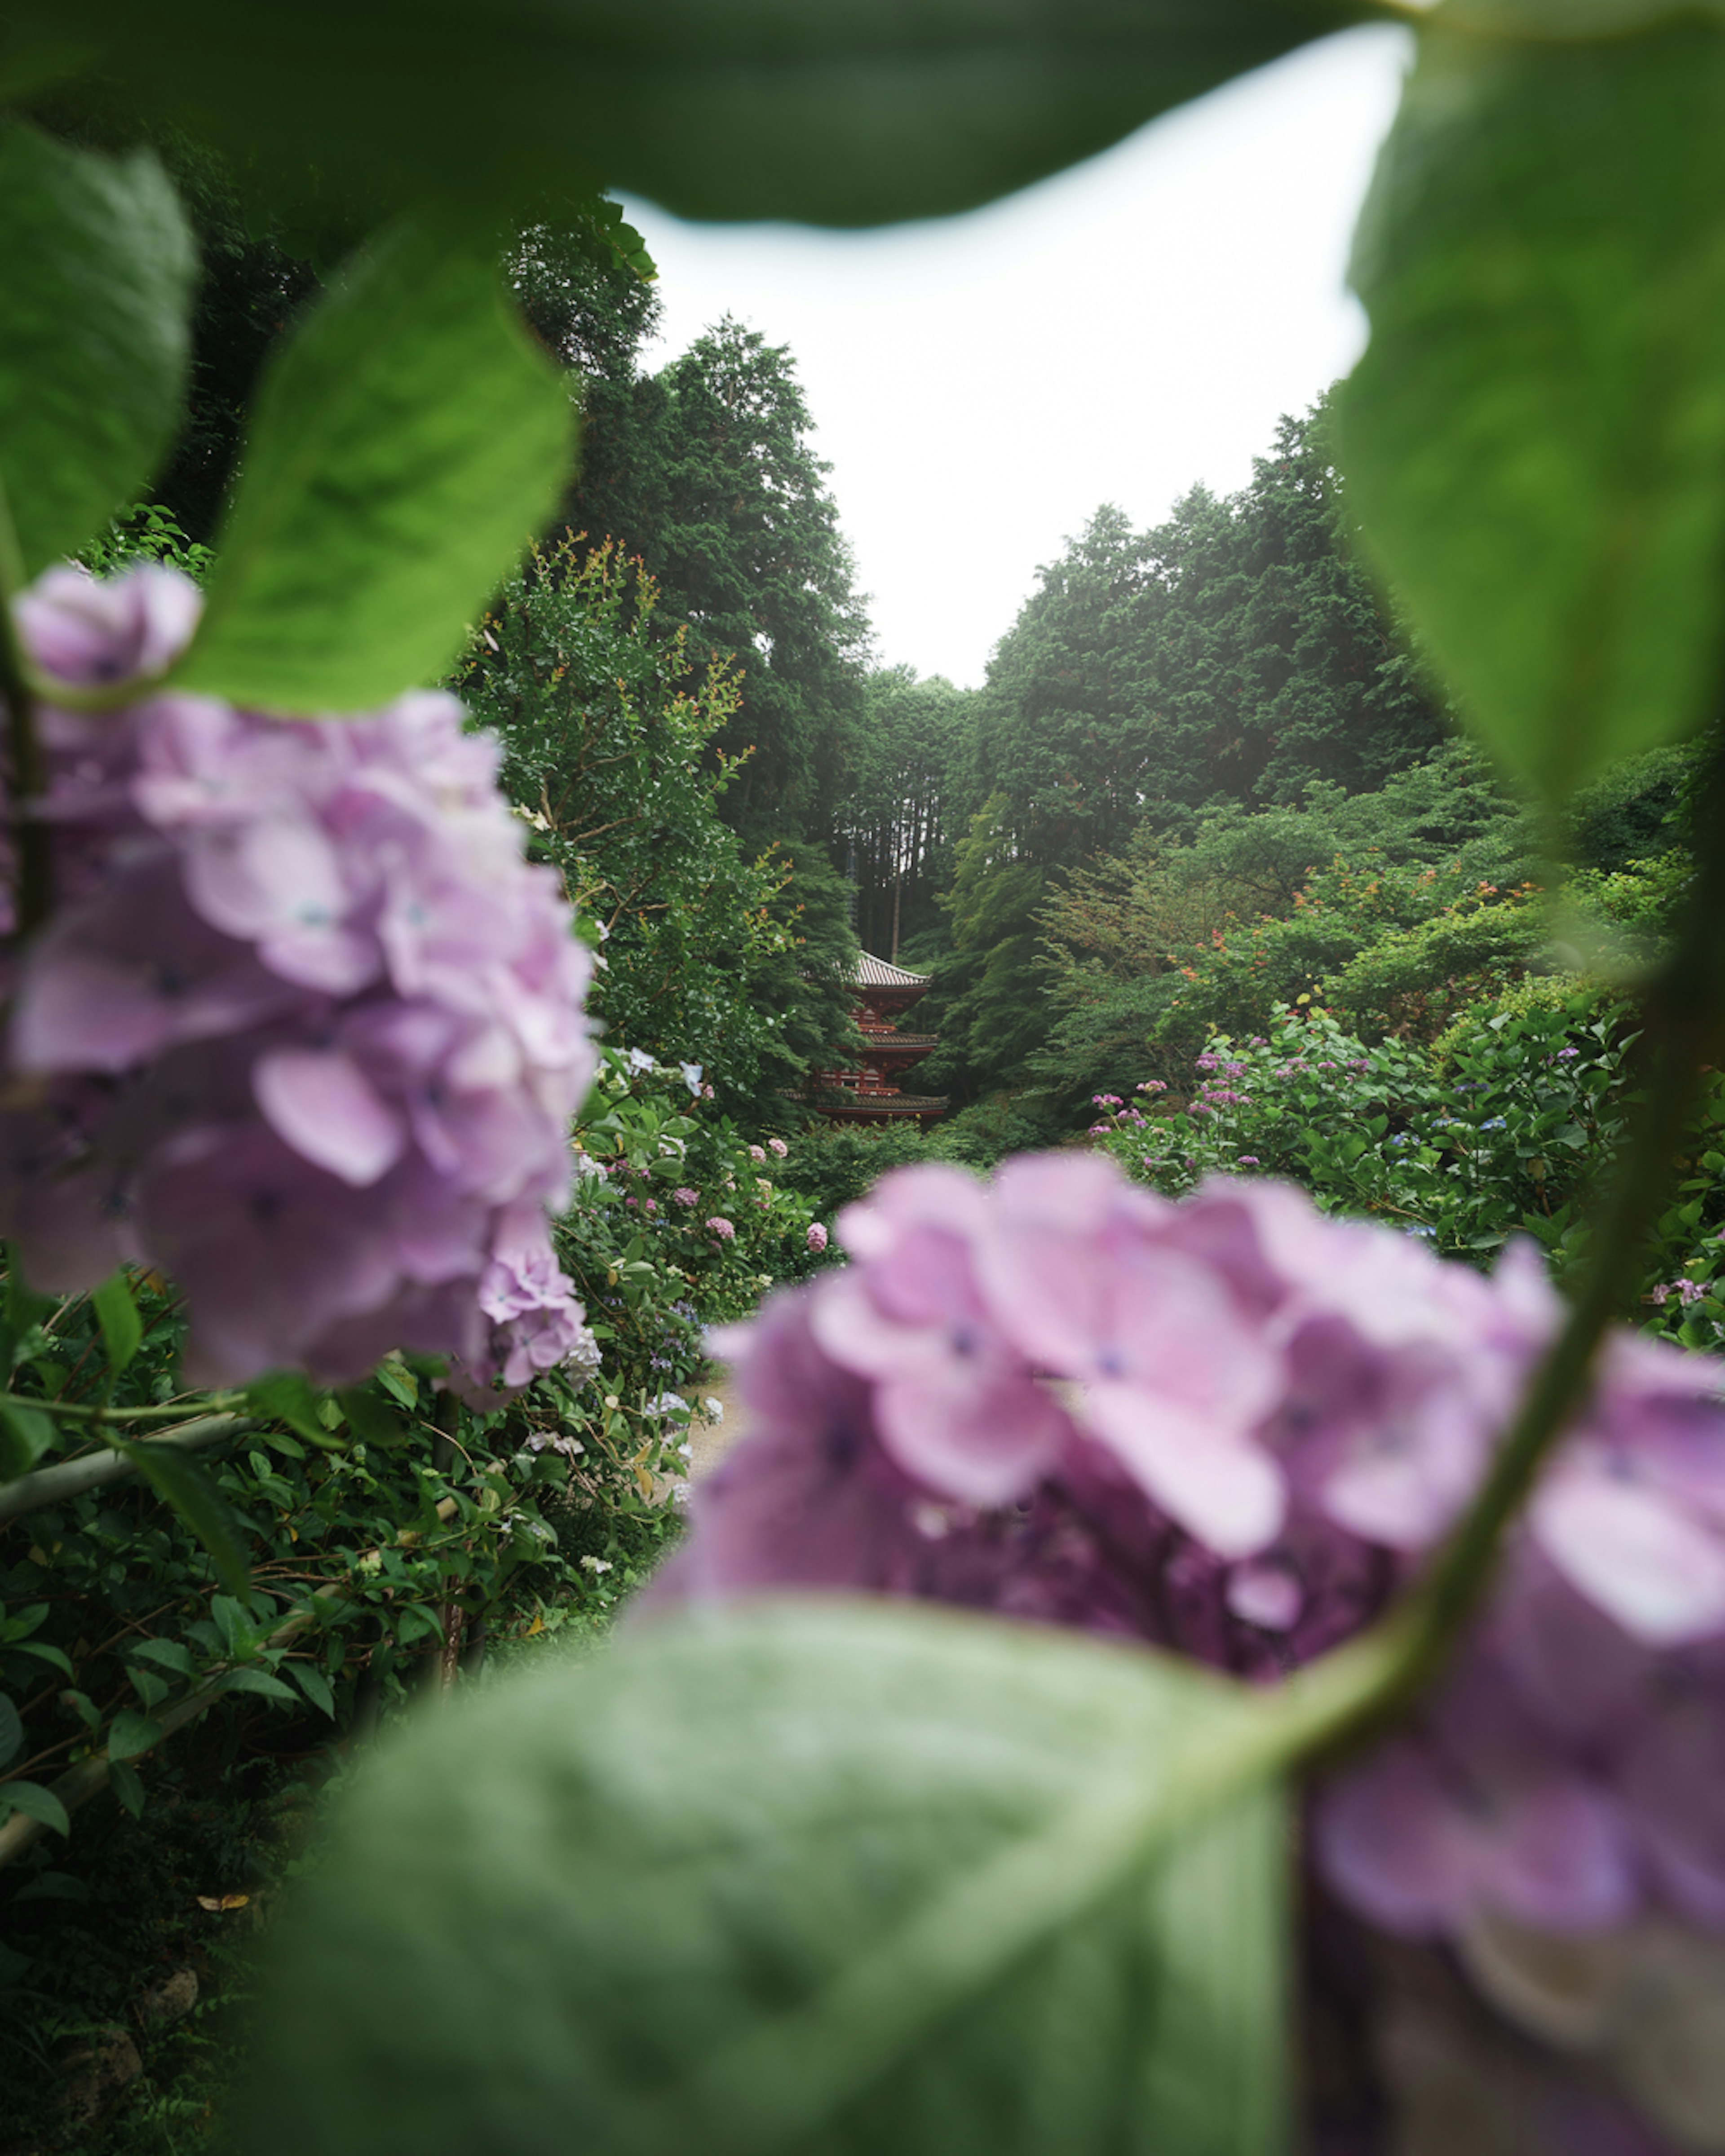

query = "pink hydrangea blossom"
[672,1187,699,1207]
[806,1221,828,1254]
[705,1216,735,1240]
[460,1203,599,1400]
[767,1136,789,1158]
[647,1152,1725,1950]
[0,566,596,1392]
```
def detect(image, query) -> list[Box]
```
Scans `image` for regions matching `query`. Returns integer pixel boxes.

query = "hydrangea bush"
[1088,997,1725,1357]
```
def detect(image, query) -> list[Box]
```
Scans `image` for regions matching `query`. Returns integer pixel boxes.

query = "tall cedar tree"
[838,666,976,960]
[563,317,872,854]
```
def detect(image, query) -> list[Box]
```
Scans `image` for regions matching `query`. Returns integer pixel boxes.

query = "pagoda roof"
[852,950,930,989]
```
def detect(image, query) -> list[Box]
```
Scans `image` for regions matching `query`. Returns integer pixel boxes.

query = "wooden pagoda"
[809,951,946,1127]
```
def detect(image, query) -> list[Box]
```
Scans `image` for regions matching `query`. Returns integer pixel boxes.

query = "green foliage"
[1088,990,1721,1294]
[0,120,193,576]
[973,409,1448,847]
[924,406,1458,1106]
[21,0,1351,228]
[918,795,1048,1100]
[461,535,858,1114]
[1034,745,1541,1105]
[177,222,574,711]
[570,1047,832,1331]
[76,499,215,582]
[1339,19,1725,799]
[567,318,872,853]
[840,666,975,959]
[239,1597,1298,2156]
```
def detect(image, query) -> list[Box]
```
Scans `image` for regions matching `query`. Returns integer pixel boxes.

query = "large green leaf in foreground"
[175,225,572,712]
[1338,21,1725,802]
[239,1599,1292,2156]
[0,121,192,577]
[17,0,1360,228]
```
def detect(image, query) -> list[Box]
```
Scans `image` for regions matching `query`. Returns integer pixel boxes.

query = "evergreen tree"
[1123,403,1446,812]
[839,666,975,958]
[916,796,1048,1103]
[458,536,857,1124]
[563,317,873,851]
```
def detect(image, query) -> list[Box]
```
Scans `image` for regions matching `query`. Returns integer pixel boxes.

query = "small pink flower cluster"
[656,1155,1725,1948]
[0,567,597,1395]
[1651,1279,1708,1308]
[705,1216,735,1241]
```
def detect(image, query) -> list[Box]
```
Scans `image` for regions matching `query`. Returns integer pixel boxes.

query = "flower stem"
[1307,723,1725,1750]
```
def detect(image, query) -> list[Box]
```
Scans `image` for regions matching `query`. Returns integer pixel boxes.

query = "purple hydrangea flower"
[459,1203,599,1399]
[806,1220,828,1254]
[646,1152,1725,1955]
[0,566,596,1392]
[706,1216,735,1241]
[672,1187,699,1208]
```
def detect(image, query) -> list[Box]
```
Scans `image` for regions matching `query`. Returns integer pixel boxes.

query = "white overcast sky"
[621,23,1412,691]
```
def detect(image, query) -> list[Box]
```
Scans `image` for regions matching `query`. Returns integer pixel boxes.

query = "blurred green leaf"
[0,1692,20,1768]
[106,1708,164,1763]
[174,223,574,712]
[217,1666,300,1704]
[247,1370,336,1448]
[1339,21,1725,800]
[0,119,193,576]
[292,1662,336,1719]
[109,1757,145,1816]
[39,0,1358,229]
[392,1603,444,1647]
[1,1248,55,1376]
[0,1778,68,1837]
[129,1637,194,1677]
[10,1868,89,1904]
[91,1270,142,1377]
[115,1439,252,1598]
[336,1387,411,1449]
[0,1398,55,1481]
[240,1599,1292,2156]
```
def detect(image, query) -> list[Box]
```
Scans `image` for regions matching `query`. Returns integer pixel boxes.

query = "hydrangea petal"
[253,1045,407,1189]
[1083,1380,1284,1558]
[1533,1467,1725,1646]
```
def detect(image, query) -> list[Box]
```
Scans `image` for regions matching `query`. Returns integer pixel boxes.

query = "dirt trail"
[686,1369,744,1480]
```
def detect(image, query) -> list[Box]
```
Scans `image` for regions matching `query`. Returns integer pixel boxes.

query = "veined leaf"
[1338,19,1725,800]
[30,0,1360,228]
[240,1599,1295,2156]
[92,1271,142,1377]
[0,120,192,576]
[0,1778,68,1837]
[0,1397,55,1481]
[106,1709,164,1763]
[246,1370,336,1448]
[116,1440,252,1598]
[174,223,573,712]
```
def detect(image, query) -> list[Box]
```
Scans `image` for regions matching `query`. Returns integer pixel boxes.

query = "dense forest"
[111,152,1697,1184]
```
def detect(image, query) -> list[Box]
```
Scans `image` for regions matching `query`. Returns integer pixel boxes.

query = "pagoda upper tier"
[809,951,945,1127]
